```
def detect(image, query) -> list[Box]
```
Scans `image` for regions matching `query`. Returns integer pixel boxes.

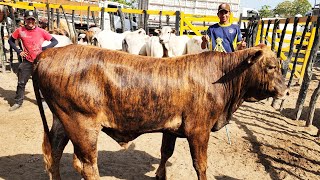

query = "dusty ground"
[0,59,319,180]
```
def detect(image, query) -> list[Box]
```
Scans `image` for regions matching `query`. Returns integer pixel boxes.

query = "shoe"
[9,104,21,111]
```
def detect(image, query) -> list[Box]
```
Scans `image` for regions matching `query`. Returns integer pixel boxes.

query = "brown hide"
[33,44,286,179]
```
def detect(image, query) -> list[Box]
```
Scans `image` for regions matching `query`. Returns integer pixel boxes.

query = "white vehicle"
[99,1,137,31]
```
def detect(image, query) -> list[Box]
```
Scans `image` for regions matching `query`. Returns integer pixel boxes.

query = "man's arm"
[42,37,58,51]
[8,36,22,54]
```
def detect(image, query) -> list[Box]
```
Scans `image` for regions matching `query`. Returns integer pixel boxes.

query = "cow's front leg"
[187,131,210,180]
[156,132,177,180]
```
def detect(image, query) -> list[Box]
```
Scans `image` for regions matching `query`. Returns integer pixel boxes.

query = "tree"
[109,0,137,8]
[274,0,311,17]
[292,0,312,16]
[258,5,274,18]
[274,1,294,17]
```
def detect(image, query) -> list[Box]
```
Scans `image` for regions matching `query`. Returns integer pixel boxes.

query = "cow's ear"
[248,49,263,64]
[171,29,176,34]
[155,29,161,34]
[138,29,145,35]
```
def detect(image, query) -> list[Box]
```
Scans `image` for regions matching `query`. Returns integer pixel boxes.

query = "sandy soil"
[0,59,319,180]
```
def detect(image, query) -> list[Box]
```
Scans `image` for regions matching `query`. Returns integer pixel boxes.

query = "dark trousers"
[14,60,33,105]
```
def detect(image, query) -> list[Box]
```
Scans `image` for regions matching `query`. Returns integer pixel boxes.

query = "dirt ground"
[0,59,319,180]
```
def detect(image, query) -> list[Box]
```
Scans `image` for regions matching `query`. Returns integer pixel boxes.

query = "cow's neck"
[213,51,254,128]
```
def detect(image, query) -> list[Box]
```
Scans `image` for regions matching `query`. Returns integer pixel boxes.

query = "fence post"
[295,16,320,120]
[100,7,104,30]
[271,19,279,51]
[87,6,90,30]
[118,7,125,32]
[175,11,180,36]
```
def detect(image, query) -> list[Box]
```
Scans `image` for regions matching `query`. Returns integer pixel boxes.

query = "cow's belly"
[101,114,184,143]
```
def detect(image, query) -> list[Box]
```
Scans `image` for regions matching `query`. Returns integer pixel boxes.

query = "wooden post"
[143,9,149,34]
[271,19,279,51]
[56,8,60,28]
[118,7,125,32]
[271,18,290,108]
[47,3,51,31]
[259,20,264,44]
[295,16,320,120]
[277,18,290,59]
[87,6,90,30]
[91,11,97,27]
[175,11,180,36]
[278,17,299,111]
[305,81,320,126]
[50,8,54,30]
[60,5,75,44]
[109,11,115,32]
[288,16,311,86]
[251,21,258,47]
[100,7,105,30]
[282,17,299,79]
[159,11,162,29]
[264,19,271,45]
[128,13,133,31]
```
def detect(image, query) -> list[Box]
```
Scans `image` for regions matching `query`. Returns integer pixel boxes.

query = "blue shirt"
[206,23,242,52]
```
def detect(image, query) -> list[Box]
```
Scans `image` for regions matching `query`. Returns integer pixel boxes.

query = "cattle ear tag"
[248,50,263,64]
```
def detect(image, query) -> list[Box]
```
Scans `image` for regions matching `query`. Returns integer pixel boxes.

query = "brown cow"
[32,44,287,180]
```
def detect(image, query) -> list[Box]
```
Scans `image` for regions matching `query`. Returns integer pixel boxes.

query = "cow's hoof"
[156,175,166,180]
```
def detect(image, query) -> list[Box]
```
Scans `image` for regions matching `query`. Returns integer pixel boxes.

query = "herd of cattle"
[34,24,289,179]
[47,25,208,57]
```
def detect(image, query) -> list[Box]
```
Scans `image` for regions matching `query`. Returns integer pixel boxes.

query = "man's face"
[25,18,36,30]
[217,10,230,24]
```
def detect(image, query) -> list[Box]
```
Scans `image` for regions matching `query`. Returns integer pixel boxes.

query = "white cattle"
[187,36,209,54]
[42,34,72,48]
[94,30,131,50]
[155,26,189,57]
[146,36,163,58]
[122,28,148,55]
[86,27,102,45]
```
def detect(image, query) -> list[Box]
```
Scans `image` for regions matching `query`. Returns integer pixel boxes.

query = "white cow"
[187,36,209,54]
[94,30,131,50]
[42,34,72,48]
[155,26,189,57]
[146,36,163,58]
[122,29,148,55]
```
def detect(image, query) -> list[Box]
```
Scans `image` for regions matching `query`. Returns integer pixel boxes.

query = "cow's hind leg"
[187,131,210,180]
[68,122,100,179]
[43,114,70,180]
[156,132,177,180]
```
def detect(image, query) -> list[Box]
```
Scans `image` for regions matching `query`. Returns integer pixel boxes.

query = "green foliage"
[273,0,311,17]
[109,0,137,8]
[258,5,274,18]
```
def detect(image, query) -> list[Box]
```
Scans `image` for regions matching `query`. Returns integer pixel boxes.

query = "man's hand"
[237,37,247,50]
[201,35,210,49]
[19,51,28,58]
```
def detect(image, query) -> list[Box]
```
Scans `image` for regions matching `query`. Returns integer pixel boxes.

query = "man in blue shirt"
[201,3,246,52]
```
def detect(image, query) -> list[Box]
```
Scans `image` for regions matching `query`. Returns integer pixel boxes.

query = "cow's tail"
[32,70,53,173]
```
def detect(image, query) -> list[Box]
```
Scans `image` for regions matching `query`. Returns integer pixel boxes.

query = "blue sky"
[240,0,316,10]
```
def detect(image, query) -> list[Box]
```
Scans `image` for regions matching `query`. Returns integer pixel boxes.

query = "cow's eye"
[268,65,276,70]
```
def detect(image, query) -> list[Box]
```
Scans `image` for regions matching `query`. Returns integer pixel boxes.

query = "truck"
[139,0,241,28]
[98,0,138,32]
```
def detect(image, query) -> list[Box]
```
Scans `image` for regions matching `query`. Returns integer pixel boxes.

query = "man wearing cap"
[8,10,58,111]
[201,3,246,52]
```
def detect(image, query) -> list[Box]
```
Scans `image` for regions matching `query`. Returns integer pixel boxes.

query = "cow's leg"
[187,131,210,180]
[68,121,100,180]
[156,132,177,180]
[44,114,69,180]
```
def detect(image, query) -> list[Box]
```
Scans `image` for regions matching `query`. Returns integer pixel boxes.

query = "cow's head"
[242,44,288,102]
[155,26,176,44]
